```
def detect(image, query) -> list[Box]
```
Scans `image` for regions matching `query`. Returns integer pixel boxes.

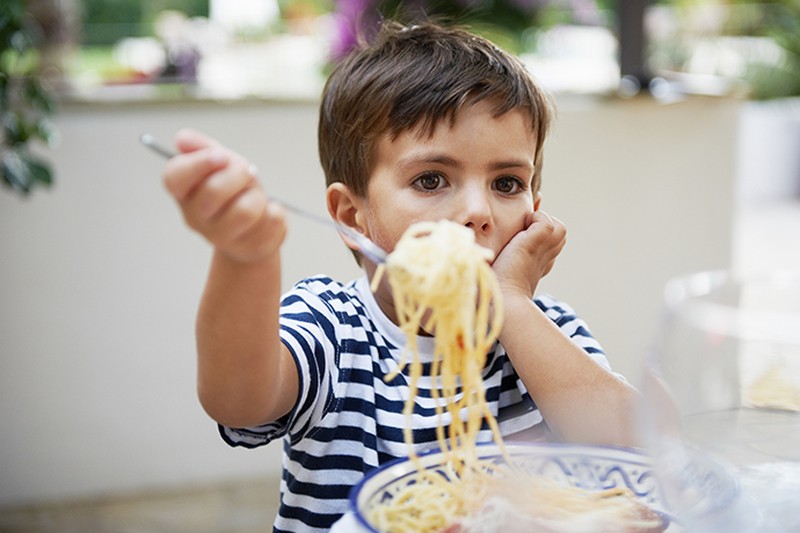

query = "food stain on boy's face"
[362,99,538,261]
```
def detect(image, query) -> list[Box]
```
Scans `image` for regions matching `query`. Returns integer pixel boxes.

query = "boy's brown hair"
[318,20,553,198]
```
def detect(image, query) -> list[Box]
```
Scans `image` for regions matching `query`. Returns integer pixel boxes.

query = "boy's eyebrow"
[397,154,460,169]
[489,159,535,172]
[396,153,534,172]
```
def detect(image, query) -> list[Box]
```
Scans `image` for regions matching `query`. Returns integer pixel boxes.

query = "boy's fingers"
[211,186,271,243]
[219,208,287,263]
[532,211,566,242]
[174,128,220,154]
[163,147,230,202]
[185,160,258,221]
[203,188,287,262]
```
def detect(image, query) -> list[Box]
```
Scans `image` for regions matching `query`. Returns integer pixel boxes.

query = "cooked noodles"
[372,220,504,459]
[367,220,663,533]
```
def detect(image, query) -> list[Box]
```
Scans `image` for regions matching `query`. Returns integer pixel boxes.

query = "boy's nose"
[458,187,493,233]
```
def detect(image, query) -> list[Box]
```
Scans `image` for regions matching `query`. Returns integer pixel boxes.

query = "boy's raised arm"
[163,129,299,428]
[500,297,640,446]
[494,210,640,447]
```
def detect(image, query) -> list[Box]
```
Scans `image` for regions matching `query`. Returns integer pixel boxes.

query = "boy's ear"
[327,182,367,243]
[534,191,542,211]
[327,182,362,227]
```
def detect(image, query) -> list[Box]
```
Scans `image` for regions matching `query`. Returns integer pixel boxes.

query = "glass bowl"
[640,269,800,532]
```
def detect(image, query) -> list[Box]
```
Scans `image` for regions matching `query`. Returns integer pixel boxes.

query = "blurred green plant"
[682,0,800,99]
[81,0,209,45]
[1,0,57,195]
[743,0,800,99]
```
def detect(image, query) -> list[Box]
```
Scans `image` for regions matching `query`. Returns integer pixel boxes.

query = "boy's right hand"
[163,128,287,263]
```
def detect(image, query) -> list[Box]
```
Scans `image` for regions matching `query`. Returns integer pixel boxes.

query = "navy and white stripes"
[220,276,610,532]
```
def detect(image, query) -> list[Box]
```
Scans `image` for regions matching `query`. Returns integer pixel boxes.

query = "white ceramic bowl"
[349,442,672,532]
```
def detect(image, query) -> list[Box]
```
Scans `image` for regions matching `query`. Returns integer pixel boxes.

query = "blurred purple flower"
[565,0,602,25]
[330,0,380,60]
[329,0,603,60]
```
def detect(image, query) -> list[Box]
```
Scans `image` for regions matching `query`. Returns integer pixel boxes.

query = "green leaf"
[1,8,24,42]
[10,29,32,54]
[1,18,17,45]
[21,152,53,186]
[0,0,56,197]
[1,149,32,193]
[1,148,54,194]
[25,78,54,113]
[745,60,800,100]
[2,110,24,144]
[34,117,57,145]
[0,0,26,22]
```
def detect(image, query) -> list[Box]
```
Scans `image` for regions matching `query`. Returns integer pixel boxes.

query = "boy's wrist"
[212,246,281,273]
[498,281,537,306]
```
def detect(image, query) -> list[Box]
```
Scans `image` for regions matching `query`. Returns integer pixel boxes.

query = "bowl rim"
[348,441,655,533]
[663,269,800,343]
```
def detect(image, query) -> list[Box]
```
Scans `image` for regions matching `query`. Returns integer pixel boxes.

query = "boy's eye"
[494,176,525,194]
[413,172,445,191]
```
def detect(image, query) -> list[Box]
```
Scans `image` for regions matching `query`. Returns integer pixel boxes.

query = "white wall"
[539,95,740,379]
[0,94,740,507]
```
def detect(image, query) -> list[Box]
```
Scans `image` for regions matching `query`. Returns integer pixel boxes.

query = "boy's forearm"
[195,250,292,427]
[499,296,640,447]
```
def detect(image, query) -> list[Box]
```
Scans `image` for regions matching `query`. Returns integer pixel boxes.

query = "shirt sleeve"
[534,293,612,370]
[219,281,340,448]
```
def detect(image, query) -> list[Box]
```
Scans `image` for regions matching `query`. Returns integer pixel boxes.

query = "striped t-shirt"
[220,275,610,532]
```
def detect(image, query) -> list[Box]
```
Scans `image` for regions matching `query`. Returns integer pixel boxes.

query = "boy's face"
[359,99,539,263]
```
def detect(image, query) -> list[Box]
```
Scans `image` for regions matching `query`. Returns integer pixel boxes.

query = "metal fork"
[140,134,388,264]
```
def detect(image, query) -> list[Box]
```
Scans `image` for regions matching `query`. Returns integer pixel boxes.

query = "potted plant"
[738,0,800,200]
[742,0,800,100]
[1,0,58,195]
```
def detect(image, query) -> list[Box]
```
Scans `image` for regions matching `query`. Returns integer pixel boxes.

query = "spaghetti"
[367,220,664,533]
[372,220,504,459]
[369,220,505,531]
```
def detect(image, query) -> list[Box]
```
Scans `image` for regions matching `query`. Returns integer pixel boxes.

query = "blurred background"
[1,0,798,530]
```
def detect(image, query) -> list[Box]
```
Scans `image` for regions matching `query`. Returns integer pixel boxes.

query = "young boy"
[162,20,639,532]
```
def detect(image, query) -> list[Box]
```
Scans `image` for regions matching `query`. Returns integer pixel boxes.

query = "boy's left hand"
[492,210,566,300]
